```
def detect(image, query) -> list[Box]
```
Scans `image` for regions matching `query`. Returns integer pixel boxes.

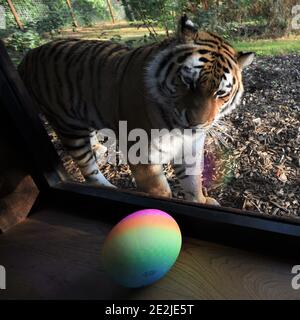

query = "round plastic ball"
[101,209,182,288]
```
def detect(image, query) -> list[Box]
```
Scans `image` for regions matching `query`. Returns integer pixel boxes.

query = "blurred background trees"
[119,0,300,39]
[1,0,299,37]
[0,0,299,56]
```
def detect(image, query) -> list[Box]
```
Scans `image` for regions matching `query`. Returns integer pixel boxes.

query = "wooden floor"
[0,207,299,300]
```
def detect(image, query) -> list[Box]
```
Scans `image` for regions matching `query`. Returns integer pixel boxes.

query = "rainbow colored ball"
[101,209,182,288]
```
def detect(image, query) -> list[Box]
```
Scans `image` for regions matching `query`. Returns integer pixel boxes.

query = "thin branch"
[66,0,79,28]
[6,0,24,30]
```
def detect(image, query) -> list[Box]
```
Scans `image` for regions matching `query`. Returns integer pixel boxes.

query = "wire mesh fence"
[0,0,125,36]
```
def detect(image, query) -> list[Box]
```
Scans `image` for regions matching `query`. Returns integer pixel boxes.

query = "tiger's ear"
[178,14,198,43]
[237,52,255,69]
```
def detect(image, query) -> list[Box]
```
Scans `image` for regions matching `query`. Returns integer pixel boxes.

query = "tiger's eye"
[215,90,226,97]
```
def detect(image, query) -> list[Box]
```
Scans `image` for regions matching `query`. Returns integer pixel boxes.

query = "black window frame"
[1,40,299,258]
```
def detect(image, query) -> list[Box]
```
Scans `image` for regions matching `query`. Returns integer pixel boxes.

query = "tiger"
[18,15,254,206]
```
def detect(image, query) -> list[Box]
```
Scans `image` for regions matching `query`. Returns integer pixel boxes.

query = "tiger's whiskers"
[207,120,232,149]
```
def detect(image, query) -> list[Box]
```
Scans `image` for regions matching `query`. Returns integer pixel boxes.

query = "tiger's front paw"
[184,193,220,206]
[197,195,220,206]
[204,197,220,206]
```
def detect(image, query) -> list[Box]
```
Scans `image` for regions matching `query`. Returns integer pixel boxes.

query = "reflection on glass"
[1,0,299,220]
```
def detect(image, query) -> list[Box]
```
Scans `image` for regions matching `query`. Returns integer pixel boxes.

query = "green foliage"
[73,0,110,26]
[122,0,187,37]
[0,0,70,33]
[0,0,117,32]
[110,33,122,42]
[125,34,158,48]
[1,0,299,56]
[35,1,71,33]
[1,0,118,54]
[6,30,44,53]
[0,0,47,30]
[121,0,300,39]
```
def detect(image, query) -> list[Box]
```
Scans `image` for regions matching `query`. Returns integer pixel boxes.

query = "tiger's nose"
[187,100,220,127]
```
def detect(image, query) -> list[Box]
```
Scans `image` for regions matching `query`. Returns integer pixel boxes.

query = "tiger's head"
[146,15,255,129]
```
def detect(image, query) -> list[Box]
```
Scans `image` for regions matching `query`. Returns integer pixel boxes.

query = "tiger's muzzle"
[186,97,223,129]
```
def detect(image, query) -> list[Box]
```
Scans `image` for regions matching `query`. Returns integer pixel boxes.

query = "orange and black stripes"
[17,23,248,187]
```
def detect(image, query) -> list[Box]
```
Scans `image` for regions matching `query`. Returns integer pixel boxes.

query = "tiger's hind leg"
[60,130,115,188]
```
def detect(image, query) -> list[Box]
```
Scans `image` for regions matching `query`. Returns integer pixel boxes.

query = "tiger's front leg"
[173,163,220,205]
[173,132,220,206]
[130,164,172,199]
[60,130,115,188]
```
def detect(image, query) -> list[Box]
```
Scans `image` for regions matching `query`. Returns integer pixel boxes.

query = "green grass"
[233,38,300,56]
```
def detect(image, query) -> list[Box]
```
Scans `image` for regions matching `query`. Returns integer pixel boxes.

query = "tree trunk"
[121,0,135,21]
[267,0,298,36]
[106,0,116,24]
[66,0,79,28]
[202,0,209,11]
[6,0,24,30]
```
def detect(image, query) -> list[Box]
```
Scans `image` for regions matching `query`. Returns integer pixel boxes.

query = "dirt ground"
[209,54,300,218]
[46,53,300,221]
